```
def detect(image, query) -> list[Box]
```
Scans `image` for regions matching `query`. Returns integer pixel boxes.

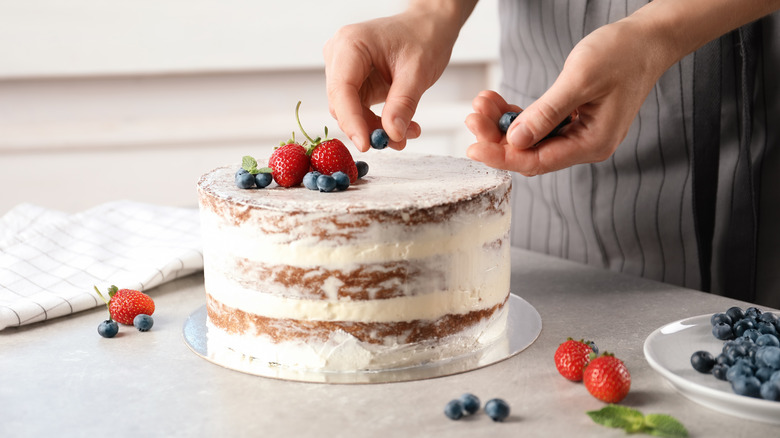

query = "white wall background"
[0,1,500,215]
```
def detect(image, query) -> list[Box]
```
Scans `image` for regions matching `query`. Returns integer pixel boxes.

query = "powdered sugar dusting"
[197,152,511,213]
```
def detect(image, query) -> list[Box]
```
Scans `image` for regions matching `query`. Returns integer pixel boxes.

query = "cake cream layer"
[201,206,510,302]
[199,206,512,266]
[203,249,510,323]
[205,303,509,372]
[205,237,507,301]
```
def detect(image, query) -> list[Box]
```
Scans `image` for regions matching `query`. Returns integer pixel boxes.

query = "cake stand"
[183,294,541,384]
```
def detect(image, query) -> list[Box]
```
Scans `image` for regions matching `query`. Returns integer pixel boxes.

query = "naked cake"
[197,152,512,372]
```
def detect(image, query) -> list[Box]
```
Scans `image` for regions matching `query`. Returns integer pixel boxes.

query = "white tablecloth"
[0,201,203,330]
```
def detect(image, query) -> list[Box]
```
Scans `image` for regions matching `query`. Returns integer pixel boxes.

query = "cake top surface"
[197,151,511,213]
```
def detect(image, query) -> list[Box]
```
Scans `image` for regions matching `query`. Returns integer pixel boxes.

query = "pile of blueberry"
[443,393,510,422]
[303,171,349,192]
[235,168,272,189]
[690,306,780,401]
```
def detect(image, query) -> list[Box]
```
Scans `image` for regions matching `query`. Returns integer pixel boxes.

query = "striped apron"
[498,0,780,307]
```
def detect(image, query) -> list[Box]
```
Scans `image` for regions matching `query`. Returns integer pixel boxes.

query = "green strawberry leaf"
[644,414,688,438]
[587,405,645,432]
[256,167,272,174]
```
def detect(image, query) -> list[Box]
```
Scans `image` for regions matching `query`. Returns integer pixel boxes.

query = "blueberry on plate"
[370,128,389,150]
[443,400,464,420]
[756,366,775,382]
[484,398,510,422]
[726,306,746,323]
[711,312,732,326]
[731,376,762,398]
[458,393,480,415]
[712,322,734,340]
[733,319,755,337]
[98,319,118,338]
[760,380,780,401]
[756,346,780,369]
[756,333,780,348]
[133,314,154,332]
[690,351,716,373]
[712,363,729,380]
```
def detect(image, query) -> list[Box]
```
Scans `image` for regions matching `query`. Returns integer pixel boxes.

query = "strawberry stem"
[295,101,317,145]
[295,101,330,155]
[93,285,113,321]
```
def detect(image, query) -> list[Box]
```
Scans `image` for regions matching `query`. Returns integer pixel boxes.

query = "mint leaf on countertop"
[587,405,645,433]
[587,405,688,438]
[644,413,688,438]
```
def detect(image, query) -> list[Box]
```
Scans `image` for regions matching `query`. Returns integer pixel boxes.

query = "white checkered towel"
[0,201,203,330]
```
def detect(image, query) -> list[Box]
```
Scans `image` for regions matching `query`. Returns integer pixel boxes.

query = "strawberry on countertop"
[554,338,597,382]
[94,285,155,326]
[583,353,631,403]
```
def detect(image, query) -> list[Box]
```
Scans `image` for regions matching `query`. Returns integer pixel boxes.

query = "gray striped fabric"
[498,0,780,308]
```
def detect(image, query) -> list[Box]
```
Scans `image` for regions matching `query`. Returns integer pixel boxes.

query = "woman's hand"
[466,0,780,176]
[324,1,476,152]
[466,19,665,176]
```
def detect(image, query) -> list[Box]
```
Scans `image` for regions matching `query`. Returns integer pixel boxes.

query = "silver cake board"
[183,294,541,384]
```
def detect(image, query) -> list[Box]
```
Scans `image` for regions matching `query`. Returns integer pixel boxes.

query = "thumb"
[507,90,574,149]
[380,72,427,142]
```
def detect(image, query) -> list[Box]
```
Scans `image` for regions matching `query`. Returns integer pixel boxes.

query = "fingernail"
[350,135,365,151]
[392,117,408,141]
[508,122,533,147]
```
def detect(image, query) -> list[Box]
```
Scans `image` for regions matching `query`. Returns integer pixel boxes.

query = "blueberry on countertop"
[459,393,481,415]
[444,400,464,420]
[133,314,154,332]
[484,398,510,422]
[98,319,119,338]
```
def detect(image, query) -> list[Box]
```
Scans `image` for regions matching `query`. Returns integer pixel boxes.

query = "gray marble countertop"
[2,248,778,437]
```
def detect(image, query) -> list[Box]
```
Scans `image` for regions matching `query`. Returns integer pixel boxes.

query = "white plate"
[644,314,780,424]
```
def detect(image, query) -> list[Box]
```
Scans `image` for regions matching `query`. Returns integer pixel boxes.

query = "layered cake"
[197,152,512,372]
